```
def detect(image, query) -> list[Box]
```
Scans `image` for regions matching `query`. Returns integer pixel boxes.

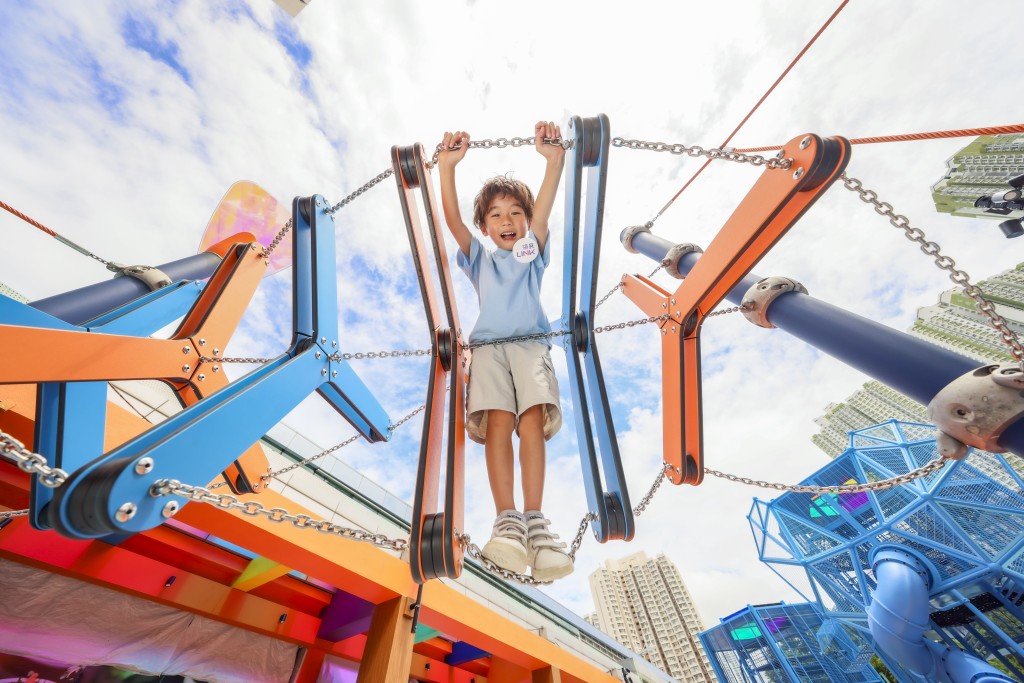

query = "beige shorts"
[466,341,562,444]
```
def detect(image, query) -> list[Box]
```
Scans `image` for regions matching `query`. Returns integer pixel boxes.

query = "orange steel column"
[622,133,850,485]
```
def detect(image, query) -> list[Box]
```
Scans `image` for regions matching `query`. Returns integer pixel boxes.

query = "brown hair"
[472,175,535,229]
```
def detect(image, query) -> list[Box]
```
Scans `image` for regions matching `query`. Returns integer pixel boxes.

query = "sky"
[2,0,1023,630]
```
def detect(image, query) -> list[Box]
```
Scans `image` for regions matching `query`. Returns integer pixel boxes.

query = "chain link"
[632,465,670,517]
[612,137,793,170]
[704,455,950,494]
[154,479,410,552]
[210,403,428,490]
[0,508,29,521]
[261,218,293,258]
[427,135,571,170]
[841,173,1024,367]
[326,169,395,215]
[330,349,431,361]
[0,431,68,488]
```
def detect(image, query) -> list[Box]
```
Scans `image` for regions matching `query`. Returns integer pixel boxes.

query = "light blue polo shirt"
[457,236,551,345]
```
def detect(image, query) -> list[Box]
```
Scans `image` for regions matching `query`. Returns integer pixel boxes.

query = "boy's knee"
[487,410,516,435]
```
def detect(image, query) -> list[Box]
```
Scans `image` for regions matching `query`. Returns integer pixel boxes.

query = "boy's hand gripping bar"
[393,144,467,583]
[622,134,851,485]
[562,114,634,544]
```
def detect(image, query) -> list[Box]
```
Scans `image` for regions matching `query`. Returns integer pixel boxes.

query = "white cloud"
[2,0,1021,630]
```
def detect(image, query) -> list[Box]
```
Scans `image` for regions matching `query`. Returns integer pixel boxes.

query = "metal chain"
[153,480,409,552]
[612,137,793,170]
[0,508,29,521]
[261,218,293,258]
[0,430,68,488]
[704,455,951,494]
[326,169,395,215]
[841,173,1024,366]
[330,349,430,361]
[632,465,670,517]
[210,403,428,490]
[426,135,570,170]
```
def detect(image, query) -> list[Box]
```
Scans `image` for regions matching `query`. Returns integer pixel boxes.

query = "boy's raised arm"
[530,120,566,253]
[437,130,473,258]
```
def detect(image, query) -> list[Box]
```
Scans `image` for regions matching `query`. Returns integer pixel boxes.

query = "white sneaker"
[526,515,574,581]
[481,511,528,574]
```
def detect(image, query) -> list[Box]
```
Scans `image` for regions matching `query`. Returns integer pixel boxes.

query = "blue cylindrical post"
[624,229,1024,456]
[30,252,222,325]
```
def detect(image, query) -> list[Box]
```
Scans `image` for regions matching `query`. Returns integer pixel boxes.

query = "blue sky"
[2,0,1023,625]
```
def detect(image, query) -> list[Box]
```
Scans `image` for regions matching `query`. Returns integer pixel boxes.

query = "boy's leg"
[518,404,546,512]
[484,409,517,514]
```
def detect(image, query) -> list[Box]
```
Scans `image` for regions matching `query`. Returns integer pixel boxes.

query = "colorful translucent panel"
[729,624,762,641]
[198,181,292,275]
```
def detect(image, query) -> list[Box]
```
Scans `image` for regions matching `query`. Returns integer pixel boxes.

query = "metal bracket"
[741,276,808,328]
[927,362,1024,458]
[661,243,703,280]
[116,264,173,291]
[621,224,651,254]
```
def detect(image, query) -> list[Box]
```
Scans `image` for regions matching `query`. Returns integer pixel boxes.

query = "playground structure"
[700,601,885,682]
[5,116,1024,681]
[746,420,1024,682]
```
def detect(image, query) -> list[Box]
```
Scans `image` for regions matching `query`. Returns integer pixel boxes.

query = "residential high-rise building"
[931,133,1024,221]
[811,263,1024,482]
[589,551,718,683]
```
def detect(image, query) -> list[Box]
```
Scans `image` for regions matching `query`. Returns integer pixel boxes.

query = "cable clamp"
[661,243,703,279]
[928,362,1024,459]
[112,263,173,291]
[740,276,807,328]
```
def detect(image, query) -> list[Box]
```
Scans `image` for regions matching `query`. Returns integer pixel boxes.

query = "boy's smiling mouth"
[500,231,517,241]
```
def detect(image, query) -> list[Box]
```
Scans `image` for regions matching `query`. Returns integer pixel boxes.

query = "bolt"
[661,303,666,309]
[676,311,681,317]
[793,167,805,180]
[199,338,207,346]
[321,369,328,376]
[671,299,676,305]
[799,136,812,149]
[213,348,220,356]
[671,326,677,333]
[162,501,180,518]
[182,364,191,372]
[182,346,190,354]
[315,351,322,359]
[134,457,154,475]
[332,370,338,377]
[320,337,327,344]
[198,374,205,381]
[213,365,220,373]
[332,340,338,348]
[250,243,258,251]
[115,502,138,523]
[661,329,667,335]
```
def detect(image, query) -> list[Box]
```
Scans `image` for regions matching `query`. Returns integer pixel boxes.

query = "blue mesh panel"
[776,510,845,558]
[853,433,889,449]
[877,530,982,581]
[811,552,867,609]
[893,504,982,559]
[908,442,945,488]
[1007,545,1024,577]
[869,481,917,521]
[897,422,938,443]
[859,446,911,476]
[937,500,1024,559]
[936,462,1024,511]
[853,423,901,444]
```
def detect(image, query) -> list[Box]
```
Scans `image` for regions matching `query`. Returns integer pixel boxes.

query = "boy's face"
[481,193,528,250]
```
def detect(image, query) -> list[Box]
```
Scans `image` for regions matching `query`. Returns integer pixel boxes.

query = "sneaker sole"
[482,539,528,574]
[531,561,574,582]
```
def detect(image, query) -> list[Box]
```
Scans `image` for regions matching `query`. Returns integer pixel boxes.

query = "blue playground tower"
[747,420,1024,682]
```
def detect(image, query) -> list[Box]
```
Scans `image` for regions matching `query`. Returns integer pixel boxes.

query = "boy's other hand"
[439,131,470,169]
[535,121,564,162]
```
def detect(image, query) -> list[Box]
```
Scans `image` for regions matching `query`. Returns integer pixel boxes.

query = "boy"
[437,120,574,581]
